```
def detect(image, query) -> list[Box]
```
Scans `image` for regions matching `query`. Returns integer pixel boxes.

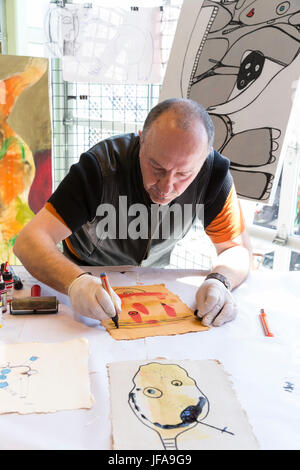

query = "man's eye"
[178,173,191,178]
[153,167,164,173]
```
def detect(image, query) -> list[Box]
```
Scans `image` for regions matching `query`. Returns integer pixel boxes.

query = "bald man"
[14,98,251,327]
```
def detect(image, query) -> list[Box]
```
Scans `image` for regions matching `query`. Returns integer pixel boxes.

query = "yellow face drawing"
[129,363,209,432]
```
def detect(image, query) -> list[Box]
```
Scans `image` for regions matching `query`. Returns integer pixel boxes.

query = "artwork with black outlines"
[128,362,235,450]
[166,0,300,201]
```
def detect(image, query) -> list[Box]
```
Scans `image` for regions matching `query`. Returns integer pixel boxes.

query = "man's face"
[139,113,210,205]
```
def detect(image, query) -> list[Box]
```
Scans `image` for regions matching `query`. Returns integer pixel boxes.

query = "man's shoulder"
[211,149,230,173]
[203,150,232,204]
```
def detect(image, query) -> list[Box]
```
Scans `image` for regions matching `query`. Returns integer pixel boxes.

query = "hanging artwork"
[0,56,52,263]
[101,284,208,340]
[108,359,260,450]
[44,3,162,84]
[0,338,93,414]
[160,0,300,202]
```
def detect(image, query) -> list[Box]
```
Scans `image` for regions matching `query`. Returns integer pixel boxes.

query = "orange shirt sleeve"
[44,202,82,260]
[205,186,245,244]
[44,202,70,229]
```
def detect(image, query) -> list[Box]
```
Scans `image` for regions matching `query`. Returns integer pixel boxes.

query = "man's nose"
[158,173,174,195]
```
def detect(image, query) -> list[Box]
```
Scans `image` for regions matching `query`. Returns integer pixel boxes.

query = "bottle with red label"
[0,273,7,314]
[2,262,14,304]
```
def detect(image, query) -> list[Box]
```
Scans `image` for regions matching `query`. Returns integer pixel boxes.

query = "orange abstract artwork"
[0,56,52,263]
[101,284,209,340]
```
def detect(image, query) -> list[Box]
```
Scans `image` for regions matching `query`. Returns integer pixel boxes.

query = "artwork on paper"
[101,284,208,340]
[0,55,52,264]
[44,3,162,83]
[160,0,300,202]
[108,359,260,450]
[0,338,93,414]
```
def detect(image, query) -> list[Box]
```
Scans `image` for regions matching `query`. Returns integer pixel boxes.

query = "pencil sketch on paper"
[160,0,300,201]
[0,339,93,415]
[0,356,39,401]
[44,3,162,83]
[128,362,234,450]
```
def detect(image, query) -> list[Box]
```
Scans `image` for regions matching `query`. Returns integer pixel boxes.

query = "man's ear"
[138,129,144,145]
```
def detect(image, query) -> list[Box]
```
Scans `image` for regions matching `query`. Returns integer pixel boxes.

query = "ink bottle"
[2,269,14,304]
[0,274,7,314]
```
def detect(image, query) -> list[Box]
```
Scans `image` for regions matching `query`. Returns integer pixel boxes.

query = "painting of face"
[101,284,209,340]
[129,362,209,440]
[108,359,260,450]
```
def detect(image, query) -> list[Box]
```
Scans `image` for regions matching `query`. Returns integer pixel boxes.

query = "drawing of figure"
[50,5,162,83]
[178,0,300,200]
[128,362,234,449]
[0,356,38,399]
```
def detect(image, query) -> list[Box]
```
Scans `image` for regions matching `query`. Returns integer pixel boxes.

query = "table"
[1,266,300,450]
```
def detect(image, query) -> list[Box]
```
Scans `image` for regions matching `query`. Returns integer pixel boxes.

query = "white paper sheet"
[1,267,300,449]
[108,358,260,450]
[44,3,162,83]
[0,338,93,414]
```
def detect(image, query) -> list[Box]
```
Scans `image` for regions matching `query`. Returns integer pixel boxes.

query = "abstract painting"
[160,0,300,201]
[101,284,208,340]
[108,359,260,450]
[0,55,52,263]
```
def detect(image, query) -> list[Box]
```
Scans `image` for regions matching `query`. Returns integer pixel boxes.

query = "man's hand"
[68,273,122,321]
[195,279,238,327]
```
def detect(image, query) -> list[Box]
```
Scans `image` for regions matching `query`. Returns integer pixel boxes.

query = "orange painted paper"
[101,284,209,340]
[0,56,52,264]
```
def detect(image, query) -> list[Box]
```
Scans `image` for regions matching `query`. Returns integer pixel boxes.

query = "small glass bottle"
[2,268,14,304]
[0,274,7,314]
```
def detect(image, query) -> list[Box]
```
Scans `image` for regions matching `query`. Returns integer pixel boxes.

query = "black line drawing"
[0,356,39,400]
[283,381,294,392]
[128,362,234,450]
[161,0,300,201]
[44,4,162,84]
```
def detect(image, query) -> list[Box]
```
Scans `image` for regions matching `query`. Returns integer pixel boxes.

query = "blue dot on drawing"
[1,369,11,374]
[29,356,38,361]
[0,381,8,388]
[0,374,7,380]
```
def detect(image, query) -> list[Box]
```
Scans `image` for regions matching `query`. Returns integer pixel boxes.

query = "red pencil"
[259,309,274,337]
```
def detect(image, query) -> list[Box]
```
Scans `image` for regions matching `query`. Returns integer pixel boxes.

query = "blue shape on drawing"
[1,368,11,374]
[0,374,7,380]
[0,381,8,388]
[29,356,38,361]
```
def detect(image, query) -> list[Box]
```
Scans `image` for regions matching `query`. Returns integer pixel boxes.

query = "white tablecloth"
[1,266,300,450]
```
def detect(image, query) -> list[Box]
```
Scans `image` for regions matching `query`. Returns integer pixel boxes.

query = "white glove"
[195,279,238,327]
[68,273,122,321]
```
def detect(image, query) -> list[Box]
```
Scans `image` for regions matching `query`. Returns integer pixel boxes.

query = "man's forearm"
[13,232,83,295]
[210,245,251,291]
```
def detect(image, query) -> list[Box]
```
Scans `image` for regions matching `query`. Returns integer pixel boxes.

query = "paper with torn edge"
[108,359,260,450]
[0,338,93,414]
[101,284,208,340]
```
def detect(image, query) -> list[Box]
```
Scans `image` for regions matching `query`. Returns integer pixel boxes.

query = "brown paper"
[101,284,208,340]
